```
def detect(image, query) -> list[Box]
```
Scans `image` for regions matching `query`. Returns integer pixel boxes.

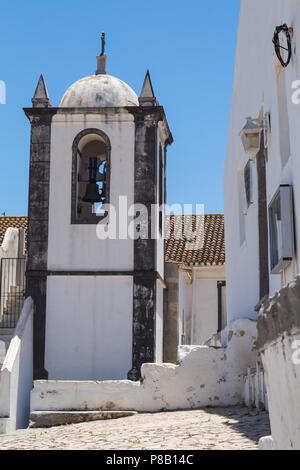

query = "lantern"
[239,117,264,158]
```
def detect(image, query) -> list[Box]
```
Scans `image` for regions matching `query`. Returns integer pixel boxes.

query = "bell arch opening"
[71,129,111,224]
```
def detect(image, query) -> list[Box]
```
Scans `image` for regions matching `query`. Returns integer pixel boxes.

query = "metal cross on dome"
[101,32,106,56]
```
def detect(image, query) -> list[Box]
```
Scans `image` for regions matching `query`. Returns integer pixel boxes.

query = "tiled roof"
[165,214,225,266]
[0,217,28,247]
[0,214,225,266]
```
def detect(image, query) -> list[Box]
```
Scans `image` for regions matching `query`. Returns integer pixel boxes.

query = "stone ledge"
[29,411,138,428]
[257,276,300,351]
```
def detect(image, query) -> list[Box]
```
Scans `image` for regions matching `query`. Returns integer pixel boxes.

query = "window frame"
[269,184,294,274]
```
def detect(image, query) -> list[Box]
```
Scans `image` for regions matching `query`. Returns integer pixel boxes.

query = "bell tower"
[24,37,173,381]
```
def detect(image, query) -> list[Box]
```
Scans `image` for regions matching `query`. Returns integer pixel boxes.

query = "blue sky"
[0,0,240,216]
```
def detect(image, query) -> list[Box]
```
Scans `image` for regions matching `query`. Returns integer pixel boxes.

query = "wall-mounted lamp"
[239,113,271,158]
[239,117,264,158]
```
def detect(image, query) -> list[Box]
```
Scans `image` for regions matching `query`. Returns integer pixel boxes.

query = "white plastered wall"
[45,276,133,380]
[44,112,135,380]
[154,133,165,359]
[178,269,193,345]
[46,111,167,379]
[155,281,164,363]
[224,0,300,326]
[192,267,226,344]
[261,331,300,450]
[156,132,165,280]
[48,112,135,271]
[179,266,226,345]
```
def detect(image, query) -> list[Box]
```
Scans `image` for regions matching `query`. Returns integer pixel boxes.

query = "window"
[237,166,246,246]
[244,160,254,208]
[181,310,186,346]
[217,281,227,333]
[269,185,294,274]
[72,129,110,224]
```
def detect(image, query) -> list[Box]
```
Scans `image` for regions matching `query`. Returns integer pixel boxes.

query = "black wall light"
[273,24,293,68]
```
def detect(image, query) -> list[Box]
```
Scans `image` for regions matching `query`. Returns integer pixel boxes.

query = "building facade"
[224,0,300,450]
[224,0,300,326]
[24,48,172,382]
[164,214,226,362]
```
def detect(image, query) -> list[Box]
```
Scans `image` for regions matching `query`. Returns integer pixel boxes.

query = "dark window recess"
[72,130,111,224]
[244,160,253,208]
[217,281,226,333]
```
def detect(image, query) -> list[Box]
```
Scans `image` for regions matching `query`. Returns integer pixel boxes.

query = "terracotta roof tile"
[0,216,28,247]
[165,214,225,266]
[0,215,225,267]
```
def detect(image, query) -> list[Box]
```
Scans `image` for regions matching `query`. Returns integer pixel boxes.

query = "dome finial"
[96,32,107,75]
[101,32,105,56]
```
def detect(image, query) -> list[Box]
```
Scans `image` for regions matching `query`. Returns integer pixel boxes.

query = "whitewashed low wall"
[0,298,33,433]
[260,330,300,450]
[31,319,258,413]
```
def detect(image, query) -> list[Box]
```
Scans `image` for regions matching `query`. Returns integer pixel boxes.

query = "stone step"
[30,411,138,429]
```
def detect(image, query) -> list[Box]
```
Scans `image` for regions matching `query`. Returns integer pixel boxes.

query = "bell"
[82,183,102,203]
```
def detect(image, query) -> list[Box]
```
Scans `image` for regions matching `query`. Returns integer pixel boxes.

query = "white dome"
[59,74,139,108]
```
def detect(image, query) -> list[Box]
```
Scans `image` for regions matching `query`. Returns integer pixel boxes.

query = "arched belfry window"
[71,129,111,224]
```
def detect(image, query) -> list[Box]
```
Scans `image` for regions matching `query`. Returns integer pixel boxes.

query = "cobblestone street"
[0,407,270,450]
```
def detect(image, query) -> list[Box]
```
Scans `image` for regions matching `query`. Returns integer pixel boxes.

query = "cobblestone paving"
[0,407,270,450]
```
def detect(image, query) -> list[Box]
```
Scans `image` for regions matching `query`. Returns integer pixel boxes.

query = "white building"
[224,0,300,324]
[224,0,300,450]
[164,214,226,362]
